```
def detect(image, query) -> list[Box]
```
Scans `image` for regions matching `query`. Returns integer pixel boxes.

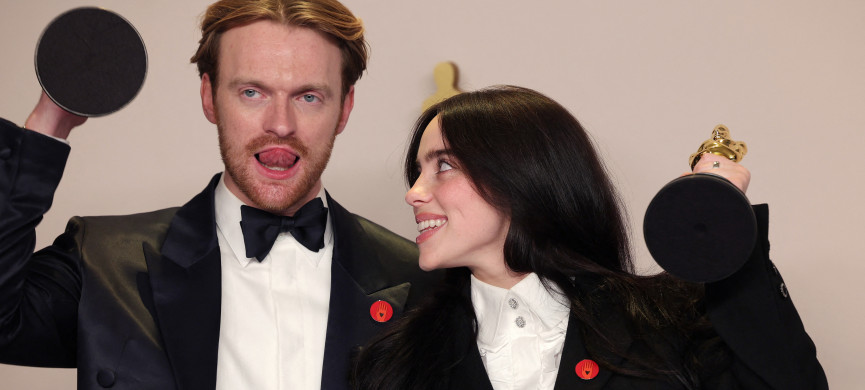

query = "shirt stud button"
[515,316,526,328]
[508,298,518,309]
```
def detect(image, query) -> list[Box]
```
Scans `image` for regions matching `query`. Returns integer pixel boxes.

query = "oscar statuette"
[643,125,757,283]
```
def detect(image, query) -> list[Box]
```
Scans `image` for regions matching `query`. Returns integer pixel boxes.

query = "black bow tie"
[239,198,328,261]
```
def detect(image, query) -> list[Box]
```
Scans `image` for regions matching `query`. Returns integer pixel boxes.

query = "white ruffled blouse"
[471,273,571,390]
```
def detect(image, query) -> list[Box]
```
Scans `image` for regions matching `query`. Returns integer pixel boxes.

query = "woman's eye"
[243,89,259,98]
[438,161,453,172]
[302,94,318,103]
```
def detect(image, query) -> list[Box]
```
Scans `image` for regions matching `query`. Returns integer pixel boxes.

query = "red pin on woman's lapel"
[575,359,599,380]
[370,300,393,323]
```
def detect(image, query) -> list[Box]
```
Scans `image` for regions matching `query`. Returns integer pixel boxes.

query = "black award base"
[643,173,757,283]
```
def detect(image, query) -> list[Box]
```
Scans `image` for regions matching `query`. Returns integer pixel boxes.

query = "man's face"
[201,20,354,215]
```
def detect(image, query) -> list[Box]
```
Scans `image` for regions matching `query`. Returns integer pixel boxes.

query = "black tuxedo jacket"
[440,205,827,390]
[0,119,440,389]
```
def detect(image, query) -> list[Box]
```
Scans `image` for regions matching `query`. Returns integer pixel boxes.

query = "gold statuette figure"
[688,124,748,170]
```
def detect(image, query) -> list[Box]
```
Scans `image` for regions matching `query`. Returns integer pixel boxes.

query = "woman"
[352,86,825,389]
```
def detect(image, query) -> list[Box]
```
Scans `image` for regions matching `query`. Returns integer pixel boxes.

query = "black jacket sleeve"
[705,204,828,389]
[0,118,80,367]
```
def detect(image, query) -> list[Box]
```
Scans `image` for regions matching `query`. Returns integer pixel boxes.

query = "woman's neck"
[470,265,529,289]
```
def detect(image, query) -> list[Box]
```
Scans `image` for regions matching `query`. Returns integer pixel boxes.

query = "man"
[0,1,438,389]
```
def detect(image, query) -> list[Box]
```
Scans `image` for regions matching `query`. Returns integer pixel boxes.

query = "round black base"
[643,173,757,283]
[35,7,147,117]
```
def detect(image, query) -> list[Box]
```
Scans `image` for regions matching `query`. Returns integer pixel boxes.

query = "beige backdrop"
[1,0,862,388]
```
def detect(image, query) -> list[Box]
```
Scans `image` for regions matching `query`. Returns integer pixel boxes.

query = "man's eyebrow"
[296,83,335,98]
[226,78,263,89]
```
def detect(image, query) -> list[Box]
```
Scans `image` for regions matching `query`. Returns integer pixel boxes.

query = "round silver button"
[508,298,518,309]
[515,316,526,328]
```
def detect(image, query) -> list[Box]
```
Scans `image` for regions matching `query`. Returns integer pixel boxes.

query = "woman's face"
[405,117,511,279]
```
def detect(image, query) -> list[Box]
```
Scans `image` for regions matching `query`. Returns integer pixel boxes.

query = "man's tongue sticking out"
[257,149,297,171]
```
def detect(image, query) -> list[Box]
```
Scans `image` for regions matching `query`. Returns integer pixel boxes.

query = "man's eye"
[243,89,259,98]
[438,161,453,172]
[302,94,318,103]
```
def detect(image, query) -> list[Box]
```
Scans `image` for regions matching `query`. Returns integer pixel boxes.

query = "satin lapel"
[145,174,223,390]
[320,194,412,390]
[554,283,632,390]
[446,323,495,390]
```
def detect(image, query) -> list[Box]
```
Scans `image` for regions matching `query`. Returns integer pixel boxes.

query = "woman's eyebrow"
[420,149,451,164]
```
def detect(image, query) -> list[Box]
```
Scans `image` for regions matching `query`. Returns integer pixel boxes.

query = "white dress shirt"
[213,174,334,390]
[471,273,571,390]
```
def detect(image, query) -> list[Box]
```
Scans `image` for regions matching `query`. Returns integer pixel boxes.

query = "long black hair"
[353,86,713,389]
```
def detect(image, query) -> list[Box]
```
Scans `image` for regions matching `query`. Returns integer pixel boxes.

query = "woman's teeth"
[417,219,446,232]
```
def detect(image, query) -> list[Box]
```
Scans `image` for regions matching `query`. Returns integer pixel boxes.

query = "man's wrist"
[24,110,74,139]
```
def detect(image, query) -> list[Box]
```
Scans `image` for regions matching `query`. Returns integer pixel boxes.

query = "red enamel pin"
[370,300,393,322]
[575,359,599,380]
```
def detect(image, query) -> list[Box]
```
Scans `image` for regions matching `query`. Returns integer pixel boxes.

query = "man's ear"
[201,73,217,124]
[335,85,355,135]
